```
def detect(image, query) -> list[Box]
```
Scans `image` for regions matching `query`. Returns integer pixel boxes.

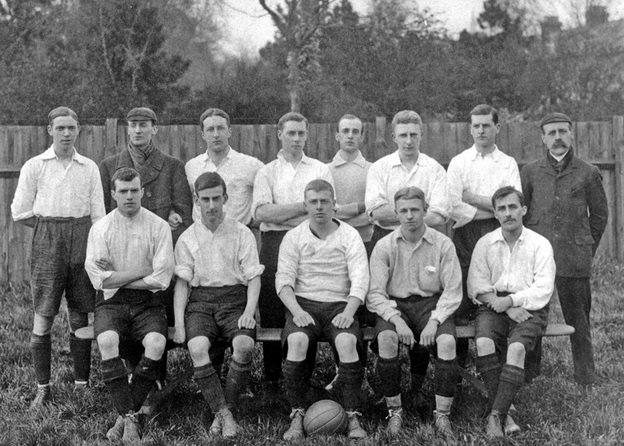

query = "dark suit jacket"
[99,148,193,244]
[520,151,608,278]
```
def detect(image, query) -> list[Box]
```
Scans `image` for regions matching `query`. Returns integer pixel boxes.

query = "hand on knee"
[476,337,496,357]
[506,342,526,368]
[286,333,309,361]
[436,334,456,361]
[378,330,399,359]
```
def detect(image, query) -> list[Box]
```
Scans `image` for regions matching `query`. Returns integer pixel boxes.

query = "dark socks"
[337,361,364,412]
[224,358,252,408]
[476,353,502,406]
[376,356,401,397]
[194,363,227,413]
[101,357,132,415]
[69,333,91,383]
[491,364,524,417]
[30,333,51,385]
[283,359,309,409]
[435,358,459,398]
[131,356,160,411]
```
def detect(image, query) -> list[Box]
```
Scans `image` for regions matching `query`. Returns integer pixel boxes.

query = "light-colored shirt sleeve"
[366,240,401,321]
[143,223,174,290]
[430,238,462,323]
[345,232,369,302]
[84,222,113,290]
[446,156,477,227]
[426,163,449,219]
[509,241,555,310]
[238,227,265,281]
[11,160,38,221]
[467,237,496,303]
[275,230,299,295]
[251,164,273,219]
[89,164,106,222]
[174,235,194,283]
[364,162,388,216]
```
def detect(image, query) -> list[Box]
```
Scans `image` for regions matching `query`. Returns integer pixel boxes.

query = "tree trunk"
[287,49,301,112]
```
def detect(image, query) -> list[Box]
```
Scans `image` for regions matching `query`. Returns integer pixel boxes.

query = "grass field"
[1,257,623,445]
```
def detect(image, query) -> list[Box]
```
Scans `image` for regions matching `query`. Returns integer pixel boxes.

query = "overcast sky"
[217,0,624,56]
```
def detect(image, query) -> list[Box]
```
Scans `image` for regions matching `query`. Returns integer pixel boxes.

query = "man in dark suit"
[521,112,608,391]
[99,107,193,403]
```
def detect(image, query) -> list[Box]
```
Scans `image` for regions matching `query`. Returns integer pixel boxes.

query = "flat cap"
[126,107,157,123]
[540,112,572,129]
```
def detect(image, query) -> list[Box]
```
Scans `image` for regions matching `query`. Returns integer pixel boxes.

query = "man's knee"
[68,309,88,332]
[232,335,255,359]
[507,342,526,367]
[143,332,166,356]
[33,313,54,336]
[286,332,309,359]
[377,330,399,358]
[334,333,358,356]
[187,336,211,361]
[476,336,496,356]
[96,330,120,359]
[436,334,456,360]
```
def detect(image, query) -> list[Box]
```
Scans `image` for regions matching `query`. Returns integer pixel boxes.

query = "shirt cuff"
[511,293,524,308]
[12,210,35,221]
[96,271,113,290]
[244,265,265,282]
[174,265,193,283]
[143,275,168,291]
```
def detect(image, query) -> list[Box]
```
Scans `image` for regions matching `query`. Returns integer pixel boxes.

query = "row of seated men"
[11,105,606,444]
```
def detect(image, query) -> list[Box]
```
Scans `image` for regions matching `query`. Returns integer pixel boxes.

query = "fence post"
[613,116,624,261]
[104,118,118,153]
[375,116,387,159]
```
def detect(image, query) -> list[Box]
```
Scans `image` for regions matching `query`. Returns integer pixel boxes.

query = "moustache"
[553,141,568,148]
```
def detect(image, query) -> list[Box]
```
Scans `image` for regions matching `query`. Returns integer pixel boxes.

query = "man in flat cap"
[99,107,193,401]
[520,112,607,391]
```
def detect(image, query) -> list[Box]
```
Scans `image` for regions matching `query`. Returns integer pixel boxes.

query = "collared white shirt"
[252,150,334,232]
[11,146,105,222]
[85,207,174,301]
[175,217,264,287]
[468,227,555,310]
[185,147,264,225]
[365,151,448,230]
[366,226,462,324]
[327,151,373,242]
[447,145,521,228]
[275,220,369,303]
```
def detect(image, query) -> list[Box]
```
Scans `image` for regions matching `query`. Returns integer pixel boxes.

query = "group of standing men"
[11,103,607,442]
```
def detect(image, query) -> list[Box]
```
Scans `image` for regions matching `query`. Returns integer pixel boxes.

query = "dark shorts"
[185,284,255,343]
[282,296,363,353]
[94,289,167,342]
[30,216,95,316]
[475,304,549,353]
[373,295,456,349]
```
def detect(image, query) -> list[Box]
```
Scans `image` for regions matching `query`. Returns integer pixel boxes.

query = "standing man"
[11,106,105,407]
[447,104,521,364]
[185,108,264,225]
[365,110,448,396]
[173,172,264,438]
[521,113,608,391]
[468,186,555,438]
[277,180,369,440]
[99,107,192,387]
[252,112,334,387]
[85,167,174,443]
[367,187,462,439]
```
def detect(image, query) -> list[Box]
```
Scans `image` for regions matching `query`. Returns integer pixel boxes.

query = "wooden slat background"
[1,118,622,283]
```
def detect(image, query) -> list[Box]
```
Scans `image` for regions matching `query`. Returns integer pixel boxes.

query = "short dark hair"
[391,110,422,130]
[469,104,499,125]
[278,112,308,131]
[393,186,429,211]
[111,167,141,191]
[48,106,79,127]
[337,114,362,128]
[304,179,334,200]
[194,171,227,196]
[491,186,525,208]
[199,108,230,130]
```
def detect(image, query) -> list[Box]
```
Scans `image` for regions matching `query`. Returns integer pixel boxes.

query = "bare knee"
[187,336,211,365]
[286,332,309,361]
[334,333,358,362]
[232,335,255,362]
[97,330,120,360]
[436,334,456,360]
[506,342,526,367]
[377,330,399,359]
[476,337,496,356]
[143,332,166,360]
[33,313,54,336]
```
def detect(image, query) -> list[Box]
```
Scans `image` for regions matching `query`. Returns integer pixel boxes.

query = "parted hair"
[199,108,230,130]
[194,171,227,196]
[491,186,525,208]
[48,106,79,127]
[470,104,499,124]
[304,179,335,200]
[338,113,362,127]
[111,167,140,190]
[393,186,429,211]
[391,110,422,129]
[278,112,308,130]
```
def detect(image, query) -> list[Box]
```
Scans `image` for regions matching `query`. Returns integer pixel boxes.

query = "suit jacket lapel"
[138,148,165,186]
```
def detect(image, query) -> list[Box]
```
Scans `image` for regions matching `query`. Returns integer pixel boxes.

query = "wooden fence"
[2,117,623,283]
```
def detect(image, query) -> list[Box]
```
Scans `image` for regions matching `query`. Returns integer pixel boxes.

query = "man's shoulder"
[522,226,551,246]
[141,207,171,231]
[231,149,264,166]
[570,155,600,174]
[185,152,204,169]
[418,152,445,170]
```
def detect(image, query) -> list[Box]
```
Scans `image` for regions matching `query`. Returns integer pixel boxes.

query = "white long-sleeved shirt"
[85,207,174,301]
[447,145,521,228]
[252,151,334,232]
[11,146,105,223]
[365,151,448,230]
[175,217,264,287]
[467,227,555,310]
[185,147,264,225]
[275,219,369,303]
[366,227,462,324]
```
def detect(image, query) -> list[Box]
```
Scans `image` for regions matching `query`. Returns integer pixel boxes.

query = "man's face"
[493,193,526,234]
[395,197,426,234]
[335,118,363,153]
[196,185,226,227]
[128,120,157,148]
[542,122,573,157]
[278,120,307,155]
[48,115,79,154]
[470,114,499,150]
[202,115,231,154]
[112,177,143,217]
[304,189,335,226]
[393,123,421,158]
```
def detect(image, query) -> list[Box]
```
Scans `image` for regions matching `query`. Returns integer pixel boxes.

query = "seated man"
[367,186,461,439]
[276,179,369,441]
[85,167,174,443]
[468,186,555,438]
[172,172,263,438]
